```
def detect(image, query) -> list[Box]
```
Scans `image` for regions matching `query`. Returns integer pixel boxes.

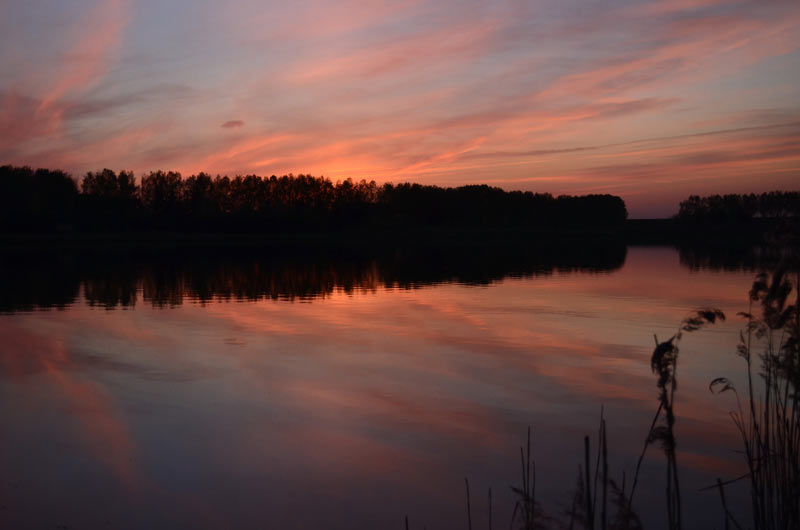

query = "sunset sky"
[1,0,799,217]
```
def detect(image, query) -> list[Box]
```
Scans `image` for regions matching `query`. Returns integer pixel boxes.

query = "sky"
[1,0,799,217]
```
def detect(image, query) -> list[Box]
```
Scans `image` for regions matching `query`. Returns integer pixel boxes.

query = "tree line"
[677,191,800,223]
[0,165,627,232]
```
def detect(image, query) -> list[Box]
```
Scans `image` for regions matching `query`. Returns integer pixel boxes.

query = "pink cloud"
[35,0,129,132]
[2,0,799,216]
[0,324,143,491]
[283,19,497,84]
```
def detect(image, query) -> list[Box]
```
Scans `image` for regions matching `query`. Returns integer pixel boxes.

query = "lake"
[0,243,763,529]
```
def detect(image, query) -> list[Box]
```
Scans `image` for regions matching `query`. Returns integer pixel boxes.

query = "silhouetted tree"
[0,164,631,233]
[79,168,139,229]
[678,191,800,223]
[139,170,183,229]
[0,165,78,231]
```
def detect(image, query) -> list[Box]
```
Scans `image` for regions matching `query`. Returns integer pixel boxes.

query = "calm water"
[0,245,762,529]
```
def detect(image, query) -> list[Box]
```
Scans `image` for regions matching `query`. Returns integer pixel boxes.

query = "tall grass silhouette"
[709,265,799,530]
[419,245,798,529]
[626,308,725,530]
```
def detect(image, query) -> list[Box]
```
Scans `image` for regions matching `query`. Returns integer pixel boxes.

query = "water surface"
[0,245,760,528]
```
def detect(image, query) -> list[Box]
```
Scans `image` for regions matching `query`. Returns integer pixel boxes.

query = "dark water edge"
[0,227,786,313]
[1,230,628,312]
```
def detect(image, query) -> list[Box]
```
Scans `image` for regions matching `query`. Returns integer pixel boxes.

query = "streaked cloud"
[1,0,798,216]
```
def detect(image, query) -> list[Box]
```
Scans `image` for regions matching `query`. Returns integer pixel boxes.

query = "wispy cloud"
[34,0,129,131]
[1,0,798,214]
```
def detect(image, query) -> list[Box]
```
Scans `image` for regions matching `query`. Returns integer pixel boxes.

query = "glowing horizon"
[1,0,799,217]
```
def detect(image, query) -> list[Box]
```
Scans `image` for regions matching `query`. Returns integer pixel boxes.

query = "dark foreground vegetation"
[0,165,627,233]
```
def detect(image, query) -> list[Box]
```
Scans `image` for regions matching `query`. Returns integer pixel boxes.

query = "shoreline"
[0,218,781,252]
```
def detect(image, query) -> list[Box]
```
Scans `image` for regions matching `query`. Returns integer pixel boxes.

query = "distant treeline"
[677,191,800,223]
[0,165,627,232]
